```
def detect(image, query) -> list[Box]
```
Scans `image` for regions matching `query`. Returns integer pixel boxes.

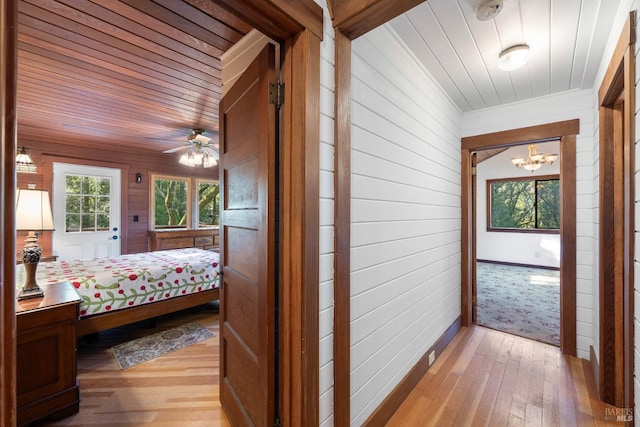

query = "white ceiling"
[389,0,622,113]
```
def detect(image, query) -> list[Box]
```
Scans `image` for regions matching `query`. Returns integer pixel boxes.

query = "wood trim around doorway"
[597,10,635,409]
[461,119,579,356]
[1,0,18,425]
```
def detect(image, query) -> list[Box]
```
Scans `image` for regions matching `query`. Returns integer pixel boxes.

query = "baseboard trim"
[590,345,600,395]
[363,316,462,427]
[477,259,560,271]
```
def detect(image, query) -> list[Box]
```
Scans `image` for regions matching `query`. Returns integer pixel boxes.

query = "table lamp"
[16,185,55,300]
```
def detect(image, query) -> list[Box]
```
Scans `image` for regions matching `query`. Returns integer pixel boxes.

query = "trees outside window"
[151,174,219,229]
[198,180,220,227]
[488,175,560,232]
[65,175,111,232]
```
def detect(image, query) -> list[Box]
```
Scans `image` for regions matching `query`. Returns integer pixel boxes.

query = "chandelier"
[178,143,217,168]
[511,144,558,172]
[16,146,37,173]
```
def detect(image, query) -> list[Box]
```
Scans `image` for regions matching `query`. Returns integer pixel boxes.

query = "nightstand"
[16,281,81,426]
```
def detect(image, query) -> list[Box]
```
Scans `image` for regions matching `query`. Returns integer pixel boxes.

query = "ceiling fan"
[163,129,219,168]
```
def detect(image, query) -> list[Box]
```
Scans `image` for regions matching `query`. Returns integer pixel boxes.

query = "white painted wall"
[350,23,462,425]
[462,89,595,360]
[316,1,336,425]
[476,142,561,268]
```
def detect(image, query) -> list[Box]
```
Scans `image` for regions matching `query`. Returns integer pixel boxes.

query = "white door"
[52,163,121,260]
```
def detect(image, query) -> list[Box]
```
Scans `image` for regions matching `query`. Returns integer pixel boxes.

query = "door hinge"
[274,418,281,427]
[471,166,477,176]
[269,82,284,107]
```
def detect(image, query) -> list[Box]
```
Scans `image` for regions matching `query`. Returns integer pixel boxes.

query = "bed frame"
[77,288,219,337]
[76,229,222,336]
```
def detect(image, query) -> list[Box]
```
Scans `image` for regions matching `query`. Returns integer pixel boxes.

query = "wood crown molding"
[461,119,580,151]
[330,0,426,39]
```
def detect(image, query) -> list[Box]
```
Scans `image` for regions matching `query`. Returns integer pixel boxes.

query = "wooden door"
[219,44,277,426]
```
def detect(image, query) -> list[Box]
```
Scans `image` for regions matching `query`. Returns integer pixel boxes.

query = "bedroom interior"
[12,1,242,424]
[474,142,561,345]
[6,0,324,426]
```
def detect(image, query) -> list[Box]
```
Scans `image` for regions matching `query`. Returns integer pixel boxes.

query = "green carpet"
[112,322,214,369]
[476,262,560,346]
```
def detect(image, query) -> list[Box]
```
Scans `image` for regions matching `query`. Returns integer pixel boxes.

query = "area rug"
[476,262,560,346]
[112,322,214,369]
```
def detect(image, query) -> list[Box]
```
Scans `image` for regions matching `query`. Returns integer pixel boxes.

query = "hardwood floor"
[45,302,230,426]
[387,325,622,426]
[43,309,619,426]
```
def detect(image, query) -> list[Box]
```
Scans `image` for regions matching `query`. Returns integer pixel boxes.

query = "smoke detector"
[476,0,504,21]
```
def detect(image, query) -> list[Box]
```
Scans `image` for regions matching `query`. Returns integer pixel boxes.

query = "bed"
[16,248,221,336]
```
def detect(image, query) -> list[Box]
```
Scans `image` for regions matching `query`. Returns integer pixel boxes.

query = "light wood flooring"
[45,302,230,426]
[387,325,622,426]
[44,308,620,426]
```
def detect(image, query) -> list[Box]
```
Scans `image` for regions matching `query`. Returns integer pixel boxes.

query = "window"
[150,175,219,229]
[197,180,220,227]
[488,175,560,232]
[65,175,111,232]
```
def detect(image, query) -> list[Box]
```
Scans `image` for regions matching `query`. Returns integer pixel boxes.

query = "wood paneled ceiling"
[17,0,252,153]
[389,0,621,113]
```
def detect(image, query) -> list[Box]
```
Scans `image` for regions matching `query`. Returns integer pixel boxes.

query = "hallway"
[387,325,620,426]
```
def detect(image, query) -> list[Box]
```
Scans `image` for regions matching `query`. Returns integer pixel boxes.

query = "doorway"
[474,142,561,346]
[1,1,322,426]
[461,119,579,356]
[52,163,122,260]
[596,10,635,409]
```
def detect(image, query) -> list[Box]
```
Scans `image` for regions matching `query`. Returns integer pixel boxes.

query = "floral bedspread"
[16,248,220,317]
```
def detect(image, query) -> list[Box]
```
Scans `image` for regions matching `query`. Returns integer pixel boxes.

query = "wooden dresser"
[16,281,81,426]
[148,228,220,251]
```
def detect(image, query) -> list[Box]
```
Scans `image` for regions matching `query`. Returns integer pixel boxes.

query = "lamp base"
[19,238,45,300]
[18,285,44,300]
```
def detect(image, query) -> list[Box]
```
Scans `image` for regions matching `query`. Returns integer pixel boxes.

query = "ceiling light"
[16,146,37,173]
[179,144,218,168]
[511,144,557,172]
[498,44,530,71]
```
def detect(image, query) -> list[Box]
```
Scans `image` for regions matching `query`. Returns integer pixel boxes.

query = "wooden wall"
[15,135,218,256]
[349,25,462,425]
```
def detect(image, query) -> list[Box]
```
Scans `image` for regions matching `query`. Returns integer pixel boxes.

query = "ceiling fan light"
[498,44,530,71]
[179,153,190,166]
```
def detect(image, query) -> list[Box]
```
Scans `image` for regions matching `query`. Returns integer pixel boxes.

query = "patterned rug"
[476,262,560,346]
[112,322,215,369]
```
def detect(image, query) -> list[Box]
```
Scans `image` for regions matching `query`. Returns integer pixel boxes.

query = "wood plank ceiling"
[389,0,621,113]
[17,0,252,153]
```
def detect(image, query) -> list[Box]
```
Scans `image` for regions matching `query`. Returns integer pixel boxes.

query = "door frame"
[461,120,579,357]
[597,11,635,409]
[1,1,323,425]
[330,2,430,425]
[1,0,18,424]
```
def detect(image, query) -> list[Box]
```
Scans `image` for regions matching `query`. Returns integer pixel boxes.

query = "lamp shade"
[16,189,54,231]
